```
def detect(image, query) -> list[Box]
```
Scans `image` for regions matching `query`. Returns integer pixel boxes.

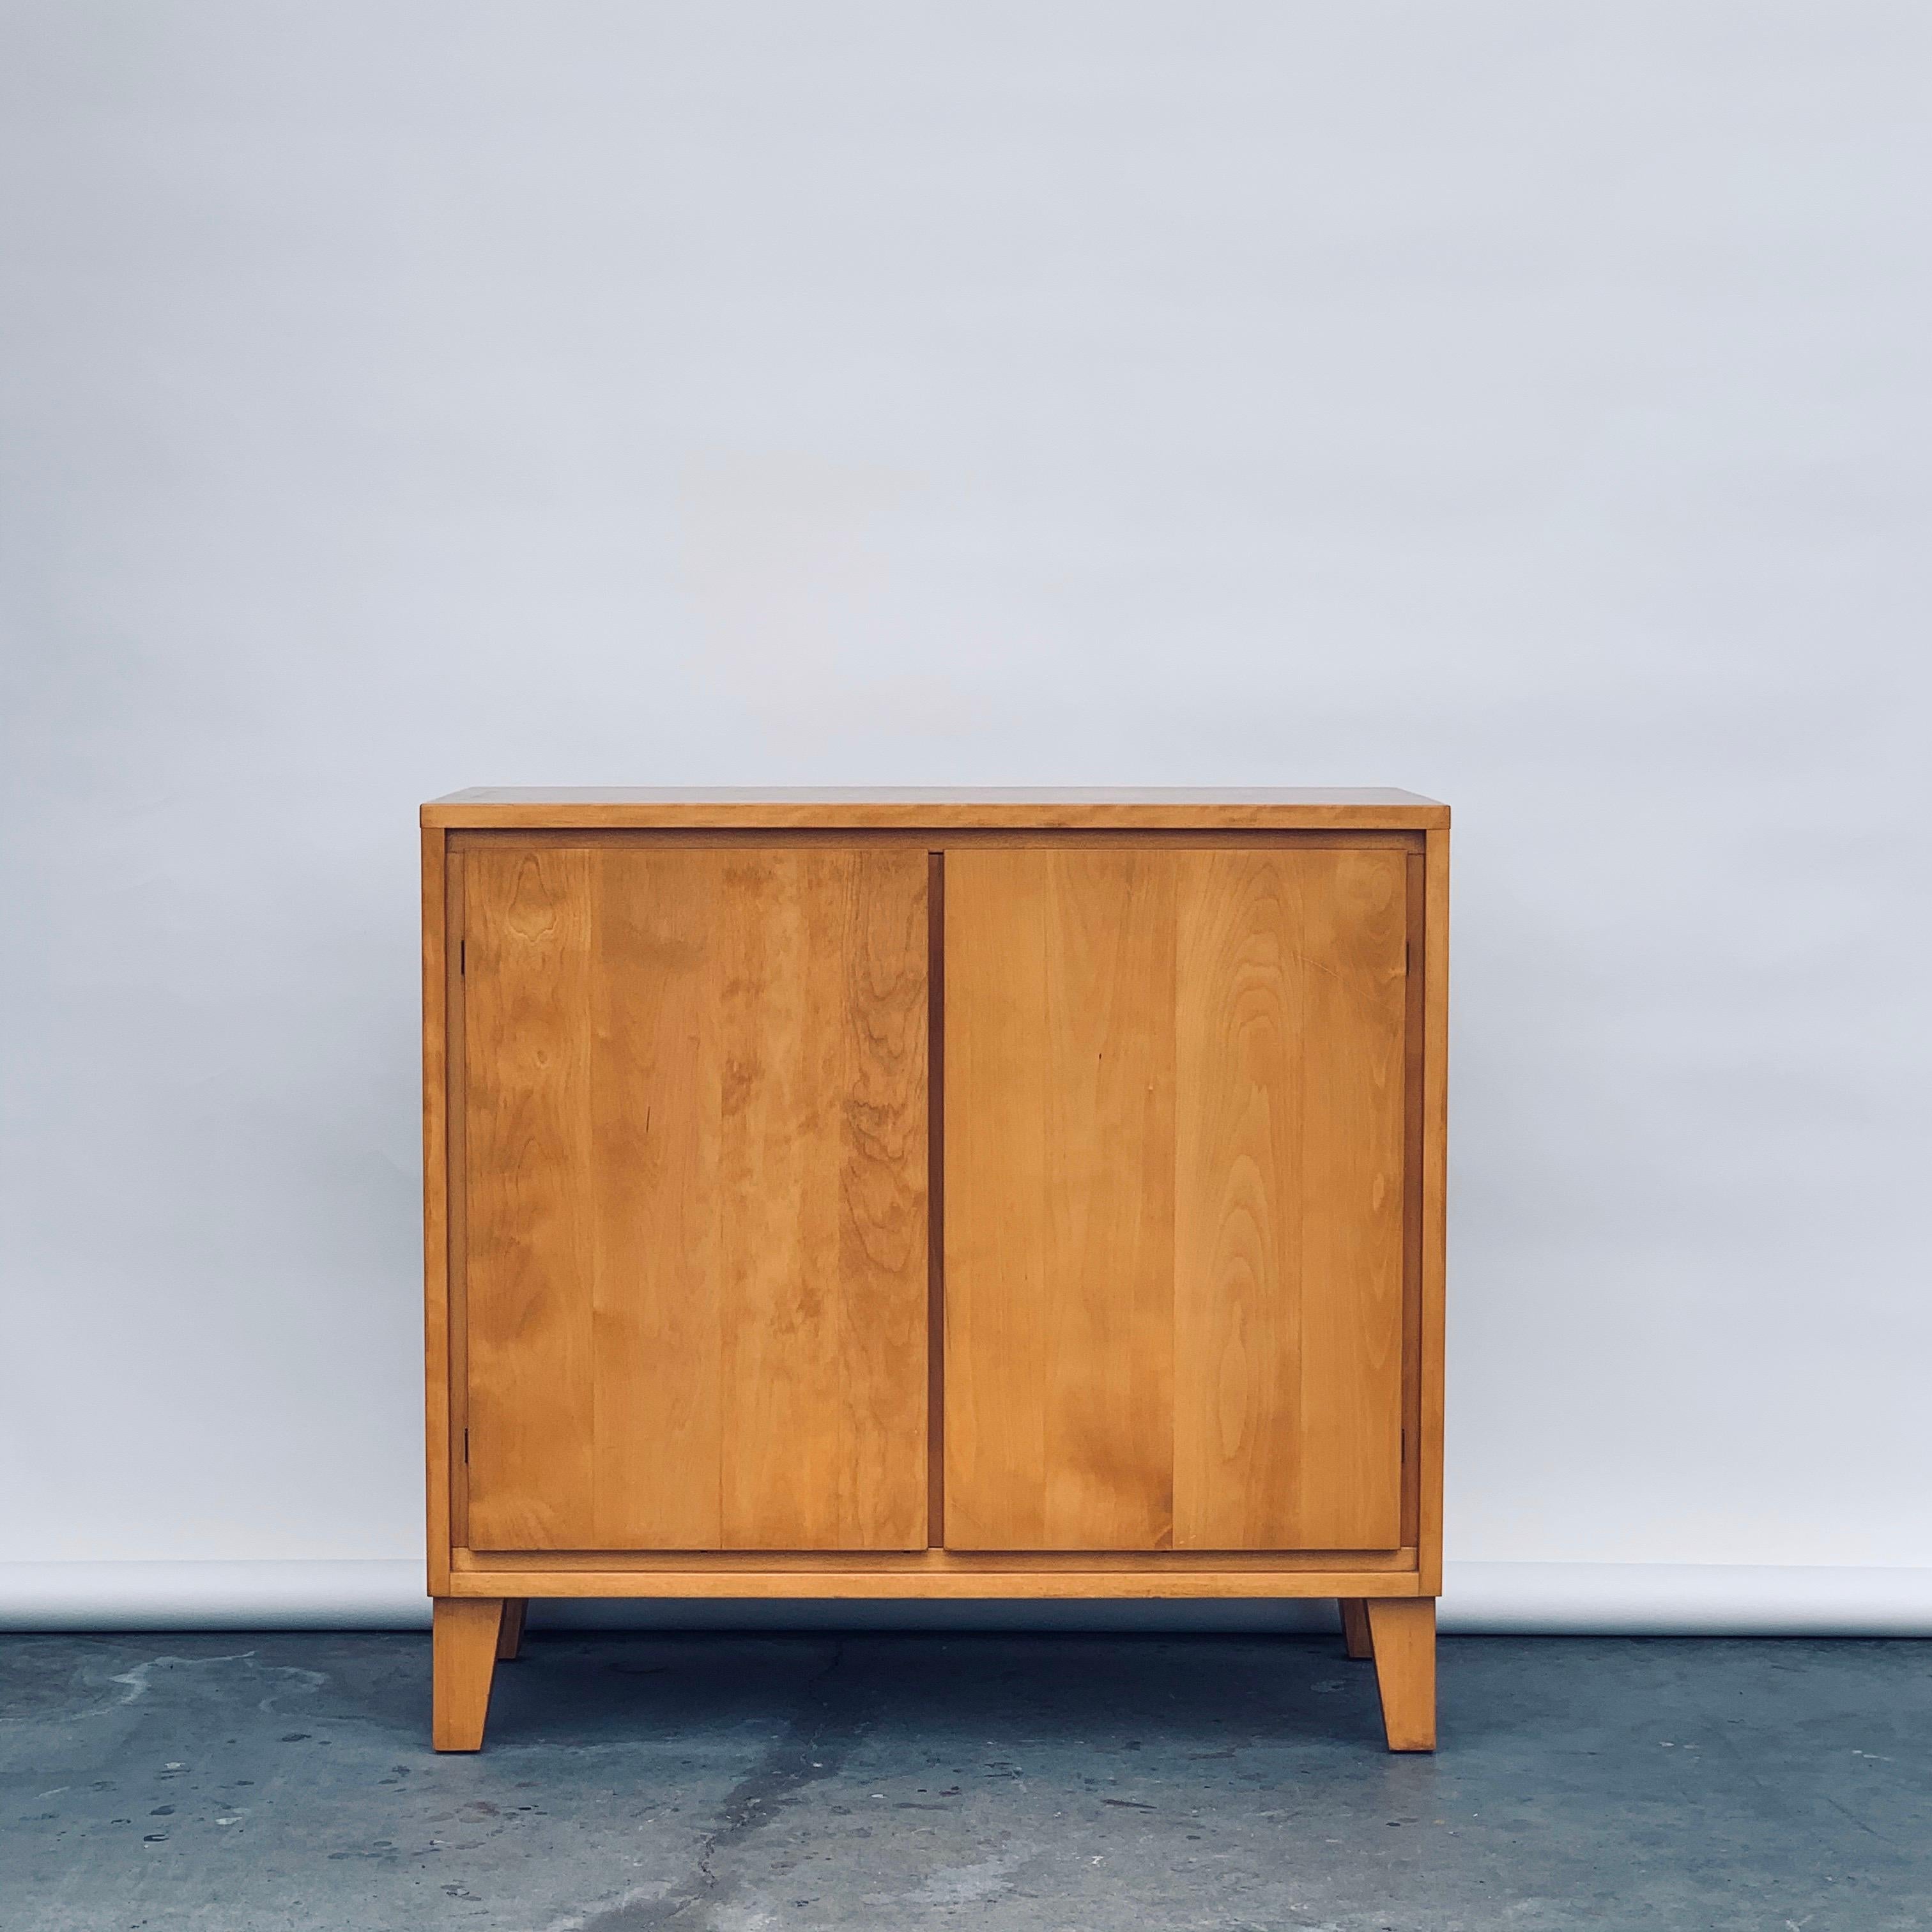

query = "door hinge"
[1404,940,1414,977]
[463,1427,470,1464]
[459,940,466,977]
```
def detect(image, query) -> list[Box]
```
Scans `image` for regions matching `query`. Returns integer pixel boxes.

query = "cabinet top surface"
[423,787,1448,830]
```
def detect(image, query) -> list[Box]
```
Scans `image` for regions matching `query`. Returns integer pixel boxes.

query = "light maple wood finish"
[454,1547,1417,1575]
[1418,829,1450,1595]
[432,1597,504,1751]
[422,831,453,1596]
[424,788,1448,831]
[944,847,1409,1552]
[461,845,929,1552]
[945,847,1176,1551]
[926,852,947,1547]
[1339,1598,1375,1660]
[1365,1597,1437,1751]
[1179,850,1409,1549]
[423,792,1448,1752]
[496,1597,526,1661]
[1397,854,1425,1548]
[442,848,471,1553]
[452,830,1425,854]
[447,1563,1420,1600]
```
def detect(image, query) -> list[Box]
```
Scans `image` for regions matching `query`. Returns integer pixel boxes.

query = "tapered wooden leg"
[433,1598,503,1751]
[1365,1598,1436,1752]
[1338,1598,1374,1660]
[496,1597,528,1662]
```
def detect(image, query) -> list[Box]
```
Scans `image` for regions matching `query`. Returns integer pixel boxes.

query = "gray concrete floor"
[3,1631,1927,1931]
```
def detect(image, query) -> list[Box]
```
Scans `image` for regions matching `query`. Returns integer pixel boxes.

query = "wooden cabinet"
[424,791,1448,1753]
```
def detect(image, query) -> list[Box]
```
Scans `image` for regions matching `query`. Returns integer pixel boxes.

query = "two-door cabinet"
[422,790,1448,1751]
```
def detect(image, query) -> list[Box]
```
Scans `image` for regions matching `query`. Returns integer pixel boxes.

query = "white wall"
[3,3,1928,1625]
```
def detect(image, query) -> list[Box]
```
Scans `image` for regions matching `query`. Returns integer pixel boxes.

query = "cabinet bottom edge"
[438,1568,1424,1601]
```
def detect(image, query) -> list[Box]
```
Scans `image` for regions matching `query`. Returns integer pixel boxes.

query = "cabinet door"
[944,846,1409,1552]
[459,845,929,1552]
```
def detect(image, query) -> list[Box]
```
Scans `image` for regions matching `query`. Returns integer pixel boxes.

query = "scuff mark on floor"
[907,1844,1036,1908]
[96,1652,328,1717]
[551,1641,866,1932]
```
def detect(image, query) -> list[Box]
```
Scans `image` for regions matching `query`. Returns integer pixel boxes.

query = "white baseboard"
[1439,1561,1932,1636]
[0,1560,429,1631]
[1,1560,1928,1635]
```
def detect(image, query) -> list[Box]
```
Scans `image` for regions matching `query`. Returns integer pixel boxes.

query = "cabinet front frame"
[424,824,1446,1602]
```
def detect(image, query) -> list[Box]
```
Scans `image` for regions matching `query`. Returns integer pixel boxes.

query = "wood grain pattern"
[1365,1597,1437,1751]
[1339,1597,1374,1659]
[443,849,471,1554]
[432,1597,503,1751]
[424,789,1448,831]
[944,852,1175,1551]
[946,847,1409,1552]
[1418,829,1450,1595]
[1273,852,1407,1547]
[495,1597,526,1661]
[1400,853,1425,1551]
[452,830,1425,853]
[425,795,1451,1759]
[926,852,946,1547]
[460,845,928,1552]
[463,847,597,1549]
[445,1563,1421,1600]
[422,830,452,1596]
[454,1547,1416,1575]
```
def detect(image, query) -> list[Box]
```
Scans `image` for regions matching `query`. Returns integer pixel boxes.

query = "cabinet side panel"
[422,829,452,1595]
[1400,851,1425,1551]
[463,848,599,1548]
[1419,829,1450,1593]
[926,852,946,1546]
[946,850,1177,1551]
[445,848,470,1551]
